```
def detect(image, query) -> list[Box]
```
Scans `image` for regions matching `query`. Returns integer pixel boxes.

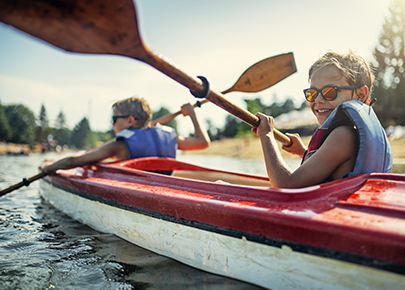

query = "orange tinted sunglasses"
[303,86,360,102]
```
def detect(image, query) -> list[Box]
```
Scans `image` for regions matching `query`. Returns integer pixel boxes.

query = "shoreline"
[2,136,404,163]
[181,136,405,162]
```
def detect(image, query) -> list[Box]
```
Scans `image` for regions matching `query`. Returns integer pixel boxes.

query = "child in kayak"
[41,96,210,173]
[253,51,392,188]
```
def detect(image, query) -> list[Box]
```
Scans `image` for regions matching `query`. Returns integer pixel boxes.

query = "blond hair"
[308,51,375,100]
[112,96,152,128]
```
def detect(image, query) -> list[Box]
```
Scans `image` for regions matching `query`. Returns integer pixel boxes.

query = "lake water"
[1,152,292,290]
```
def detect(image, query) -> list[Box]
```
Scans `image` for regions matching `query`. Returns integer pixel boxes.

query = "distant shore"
[2,136,404,164]
[181,136,405,163]
[0,142,33,155]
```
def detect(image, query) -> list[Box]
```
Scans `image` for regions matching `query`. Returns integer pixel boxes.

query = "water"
[176,152,302,175]
[0,152,278,290]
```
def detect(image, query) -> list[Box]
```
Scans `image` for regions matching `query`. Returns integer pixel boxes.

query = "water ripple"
[0,153,264,290]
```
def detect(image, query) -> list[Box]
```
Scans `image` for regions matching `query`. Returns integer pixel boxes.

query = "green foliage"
[0,102,179,150]
[4,104,36,144]
[372,0,405,126]
[245,98,266,115]
[52,127,72,147]
[36,104,50,142]
[0,102,12,141]
[205,118,220,141]
[52,110,72,146]
[55,110,67,129]
[94,130,114,143]
[222,115,239,138]
[219,97,299,138]
[152,107,178,131]
[71,117,94,149]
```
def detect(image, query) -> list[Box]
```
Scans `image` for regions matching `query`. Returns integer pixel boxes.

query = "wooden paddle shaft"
[151,99,209,126]
[0,172,48,197]
[151,53,297,127]
[136,49,292,146]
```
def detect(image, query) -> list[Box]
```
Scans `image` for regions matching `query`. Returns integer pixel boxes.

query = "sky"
[0,0,392,136]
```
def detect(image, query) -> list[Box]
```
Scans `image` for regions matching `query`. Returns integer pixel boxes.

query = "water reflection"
[0,152,265,290]
[177,153,302,175]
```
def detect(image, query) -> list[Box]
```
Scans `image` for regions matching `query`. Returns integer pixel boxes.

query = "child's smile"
[309,66,355,125]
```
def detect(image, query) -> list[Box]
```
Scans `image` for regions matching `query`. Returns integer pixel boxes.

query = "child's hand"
[181,103,195,117]
[282,133,307,157]
[39,160,54,173]
[252,112,274,137]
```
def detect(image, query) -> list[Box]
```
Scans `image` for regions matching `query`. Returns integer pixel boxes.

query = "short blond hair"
[308,51,375,100]
[112,96,152,128]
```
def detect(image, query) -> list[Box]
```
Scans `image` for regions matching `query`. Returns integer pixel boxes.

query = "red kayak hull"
[40,157,405,288]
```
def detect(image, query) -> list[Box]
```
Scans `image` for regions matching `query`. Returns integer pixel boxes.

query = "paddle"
[151,53,296,127]
[0,172,48,197]
[0,0,293,146]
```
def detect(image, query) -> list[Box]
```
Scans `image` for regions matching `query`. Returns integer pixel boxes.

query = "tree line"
[206,98,308,141]
[372,0,405,127]
[0,97,302,149]
[0,102,113,150]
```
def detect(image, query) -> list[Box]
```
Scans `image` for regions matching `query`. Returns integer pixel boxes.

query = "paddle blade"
[222,52,297,94]
[0,0,147,59]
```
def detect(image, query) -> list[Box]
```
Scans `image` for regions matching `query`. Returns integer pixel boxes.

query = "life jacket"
[116,123,177,159]
[302,100,392,179]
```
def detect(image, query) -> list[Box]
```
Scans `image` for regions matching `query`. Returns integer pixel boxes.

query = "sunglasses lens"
[305,89,318,102]
[321,87,337,100]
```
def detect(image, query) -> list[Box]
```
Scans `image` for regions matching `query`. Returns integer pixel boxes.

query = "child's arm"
[254,113,357,188]
[41,139,128,173]
[281,133,307,158]
[176,103,211,151]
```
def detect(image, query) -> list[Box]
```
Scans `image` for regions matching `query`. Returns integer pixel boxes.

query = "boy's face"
[309,65,355,125]
[112,109,132,135]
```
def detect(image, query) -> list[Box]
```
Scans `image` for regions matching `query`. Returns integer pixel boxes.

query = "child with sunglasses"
[253,51,392,188]
[41,96,210,174]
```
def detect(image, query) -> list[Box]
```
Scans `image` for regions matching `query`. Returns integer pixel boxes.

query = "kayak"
[39,157,405,290]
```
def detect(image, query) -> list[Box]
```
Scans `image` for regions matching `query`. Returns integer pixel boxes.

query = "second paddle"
[151,53,296,126]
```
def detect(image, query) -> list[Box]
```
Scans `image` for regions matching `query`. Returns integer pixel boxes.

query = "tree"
[235,97,298,137]
[152,107,178,131]
[55,110,66,130]
[266,98,297,118]
[0,102,12,141]
[244,98,266,115]
[36,104,50,142]
[71,117,94,149]
[372,0,405,126]
[222,115,239,138]
[53,127,72,147]
[205,118,220,141]
[53,110,72,146]
[4,104,36,144]
[233,98,269,137]
[280,98,296,113]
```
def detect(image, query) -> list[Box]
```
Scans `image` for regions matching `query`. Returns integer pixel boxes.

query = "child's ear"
[128,115,137,126]
[356,85,369,103]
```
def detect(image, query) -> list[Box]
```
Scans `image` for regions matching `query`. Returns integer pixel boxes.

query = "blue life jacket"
[303,100,392,179]
[116,123,177,159]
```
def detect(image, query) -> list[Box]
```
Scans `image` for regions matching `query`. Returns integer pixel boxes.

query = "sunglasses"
[112,115,130,124]
[112,115,139,124]
[303,86,360,102]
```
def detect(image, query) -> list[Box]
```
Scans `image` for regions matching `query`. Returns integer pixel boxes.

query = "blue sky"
[0,0,391,135]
